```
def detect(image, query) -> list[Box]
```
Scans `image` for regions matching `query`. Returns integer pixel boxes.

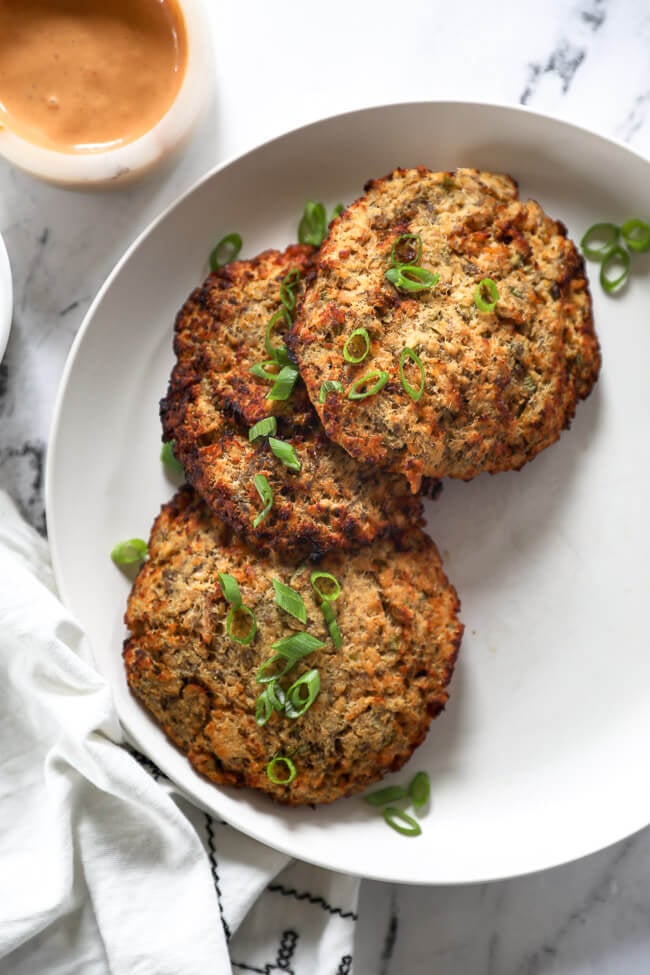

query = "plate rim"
[0,231,12,363]
[45,99,650,885]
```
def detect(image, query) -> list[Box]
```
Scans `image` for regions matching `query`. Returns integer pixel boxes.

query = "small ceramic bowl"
[0,0,213,188]
[0,233,12,362]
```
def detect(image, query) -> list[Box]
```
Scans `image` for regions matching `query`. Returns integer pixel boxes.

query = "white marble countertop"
[2,0,650,971]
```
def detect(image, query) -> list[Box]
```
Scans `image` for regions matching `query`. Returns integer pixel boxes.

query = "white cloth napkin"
[0,490,359,975]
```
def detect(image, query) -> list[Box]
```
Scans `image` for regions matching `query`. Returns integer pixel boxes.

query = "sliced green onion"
[209,232,242,271]
[249,416,277,442]
[256,653,296,684]
[269,437,301,472]
[580,222,620,260]
[382,807,422,837]
[267,364,300,402]
[218,571,242,608]
[399,347,425,402]
[390,233,423,267]
[250,360,281,382]
[343,328,371,364]
[385,265,439,293]
[310,571,341,602]
[329,203,344,223]
[621,218,650,253]
[266,679,287,712]
[255,690,274,727]
[273,578,308,623]
[271,631,325,658]
[266,756,297,785]
[599,246,630,293]
[321,600,342,649]
[318,380,344,403]
[280,269,301,314]
[347,369,389,401]
[408,771,431,809]
[298,201,327,247]
[285,668,320,719]
[226,605,257,645]
[252,473,273,528]
[111,538,148,565]
[265,308,292,360]
[160,440,184,477]
[474,277,499,313]
[364,785,409,807]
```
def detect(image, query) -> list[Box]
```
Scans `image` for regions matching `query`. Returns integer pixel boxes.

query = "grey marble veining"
[1,1,649,972]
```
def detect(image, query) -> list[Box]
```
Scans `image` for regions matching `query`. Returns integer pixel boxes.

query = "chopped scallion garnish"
[321,599,342,649]
[408,771,431,809]
[298,201,327,247]
[347,369,389,400]
[474,277,499,313]
[599,246,630,293]
[343,327,371,364]
[318,380,344,403]
[272,578,307,624]
[209,232,242,271]
[265,308,292,361]
[364,785,409,807]
[267,364,300,401]
[580,222,620,261]
[329,203,344,223]
[280,269,301,315]
[160,440,184,477]
[249,416,277,442]
[310,571,341,602]
[250,360,281,381]
[266,679,287,712]
[252,473,273,528]
[269,437,301,472]
[218,571,242,608]
[285,668,320,719]
[111,538,148,565]
[271,631,325,658]
[398,347,426,403]
[385,265,439,294]
[621,218,650,253]
[382,806,422,837]
[226,605,257,645]
[266,755,297,785]
[390,233,423,267]
[256,653,296,684]
[255,690,274,727]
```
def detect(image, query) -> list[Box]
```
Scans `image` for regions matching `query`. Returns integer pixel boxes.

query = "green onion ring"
[226,605,257,645]
[252,473,273,528]
[298,201,327,247]
[329,203,344,223]
[160,440,184,477]
[272,578,307,624]
[364,785,409,807]
[385,265,439,293]
[266,680,287,712]
[343,327,371,364]
[382,806,422,837]
[269,437,301,472]
[256,653,296,684]
[580,222,620,260]
[474,277,499,313]
[621,218,650,253]
[271,631,325,657]
[408,771,431,809]
[600,246,631,293]
[250,360,281,382]
[280,269,302,314]
[265,308,292,360]
[110,538,148,565]
[254,690,274,727]
[248,416,277,442]
[318,380,344,403]
[320,600,342,649]
[310,571,341,602]
[267,364,300,402]
[209,232,242,271]
[347,369,389,401]
[285,668,320,719]
[266,756,297,785]
[390,233,423,267]
[399,347,426,402]
[218,571,242,608]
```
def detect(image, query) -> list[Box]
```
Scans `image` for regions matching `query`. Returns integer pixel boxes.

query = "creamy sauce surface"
[0,0,187,153]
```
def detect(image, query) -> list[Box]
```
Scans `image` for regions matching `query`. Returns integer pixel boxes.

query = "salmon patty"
[123,486,463,806]
[288,167,600,491]
[161,244,424,555]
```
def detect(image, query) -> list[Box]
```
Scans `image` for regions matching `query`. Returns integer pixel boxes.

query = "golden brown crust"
[288,167,600,491]
[161,244,425,554]
[123,487,463,806]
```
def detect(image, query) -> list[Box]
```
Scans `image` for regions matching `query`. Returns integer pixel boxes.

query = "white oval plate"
[46,102,650,885]
[0,232,12,361]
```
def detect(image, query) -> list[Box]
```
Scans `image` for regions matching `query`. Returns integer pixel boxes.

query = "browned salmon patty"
[123,486,463,806]
[288,167,600,491]
[161,244,424,555]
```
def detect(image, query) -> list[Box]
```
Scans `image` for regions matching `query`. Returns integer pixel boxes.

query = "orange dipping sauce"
[0,0,187,153]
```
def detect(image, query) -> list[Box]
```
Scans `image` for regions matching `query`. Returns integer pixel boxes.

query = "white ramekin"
[0,0,213,188]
